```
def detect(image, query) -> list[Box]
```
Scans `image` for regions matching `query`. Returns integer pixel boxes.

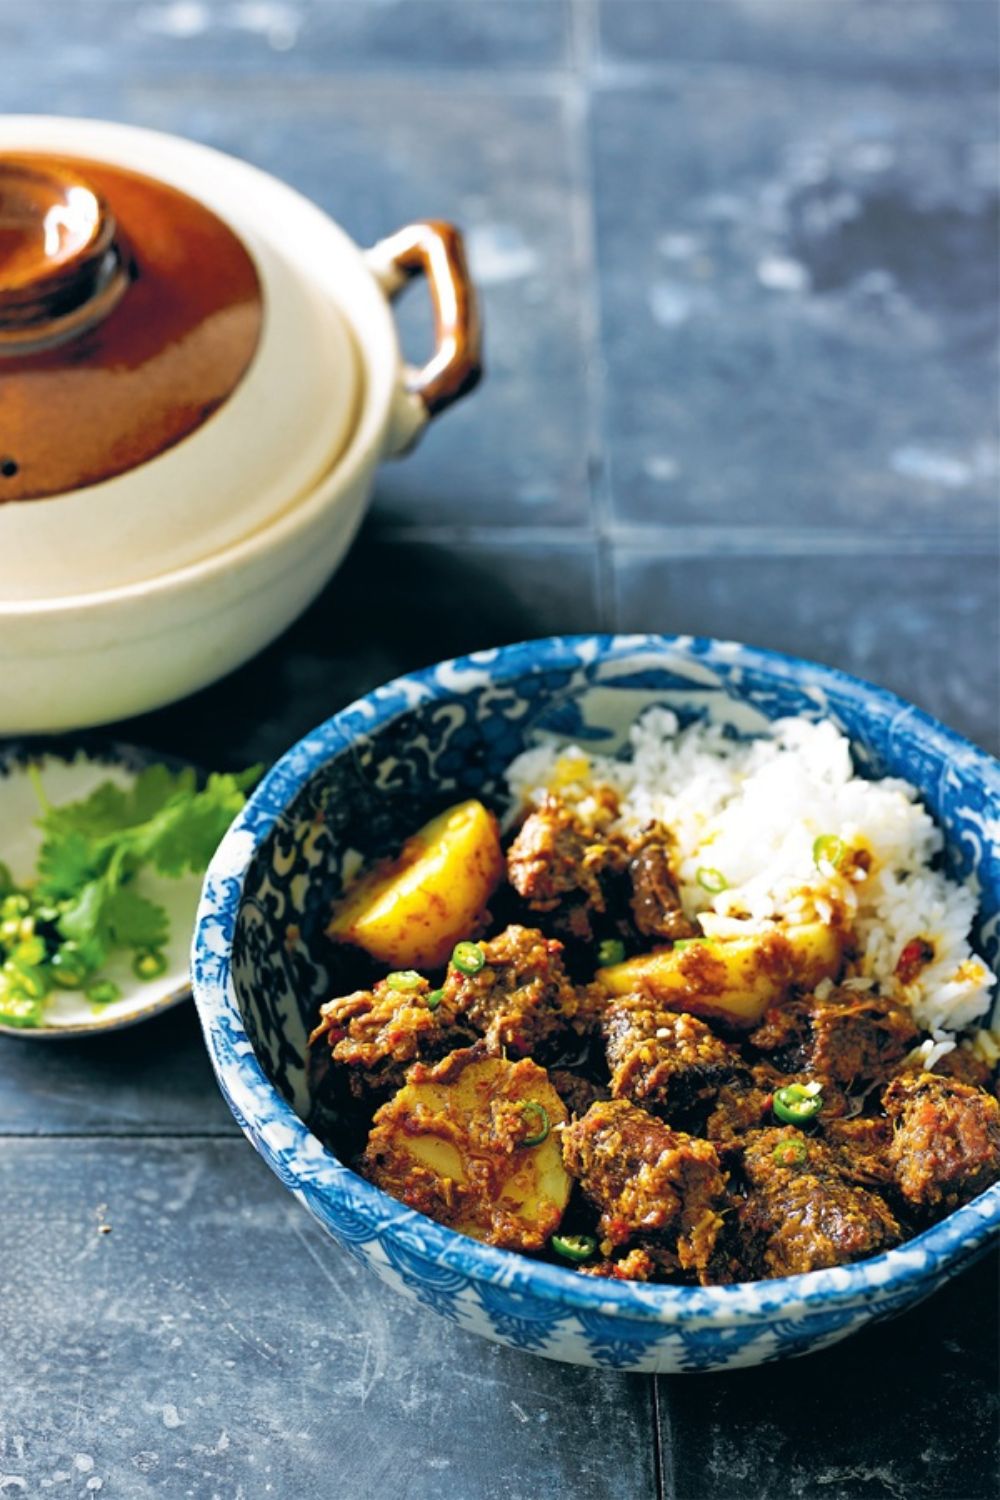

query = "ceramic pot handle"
[365,220,482,455]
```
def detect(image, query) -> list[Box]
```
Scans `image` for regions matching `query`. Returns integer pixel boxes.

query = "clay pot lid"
[0,133,362,602]
[0,157,113,306]
[0,151,267,501]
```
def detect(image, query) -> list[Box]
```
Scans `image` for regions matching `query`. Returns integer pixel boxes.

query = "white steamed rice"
[505,709,997,1047]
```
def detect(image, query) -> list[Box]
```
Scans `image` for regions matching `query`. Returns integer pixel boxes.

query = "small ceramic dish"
[0,116,482,731]
[0,740,201,1039]
[192,636,1000,1372]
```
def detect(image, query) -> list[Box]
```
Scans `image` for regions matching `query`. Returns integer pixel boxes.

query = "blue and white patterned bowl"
[191,635,1000,1372]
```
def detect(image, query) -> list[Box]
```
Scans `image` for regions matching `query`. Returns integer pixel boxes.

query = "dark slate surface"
[1,0,573,77]
[112,80,596,531]
[659,1248,1000,1500]
[597,0,1000,82]
[613,543,1000,755]
[121,533,604,769]
[2,3,998,1498]
[0,1005,236,1137]
[0,1139,656,1500]
[590,75,999,533]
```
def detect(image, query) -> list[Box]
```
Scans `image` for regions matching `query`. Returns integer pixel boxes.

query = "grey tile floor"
[1,3,998,1496]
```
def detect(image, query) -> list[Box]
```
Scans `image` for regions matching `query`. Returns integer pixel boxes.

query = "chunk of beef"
[604,1002,742,1120]
[571,980,611,1039]
[931,1044,996,1094]
[809,990,919,1089]
[627,836,695,943]
[744,1061,849,1124]
[444,924,580,1055]
[704,1073,774,1146]
[734,1127,901,1278]
[747,1002,809,1069]
[883,1071,1000,1212]
[580,1245,660,1282]
[506,792,625,931]
[308,977,473,1100]
[548,1068,610,1120]
[749,986,918,1096]
[561,1099,727,1280]
[819,1115,894,1189]
[508,795,694,949]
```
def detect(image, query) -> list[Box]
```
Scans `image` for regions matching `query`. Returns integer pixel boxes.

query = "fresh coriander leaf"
[75,935,109,973]
[26,763,50,813]
[36,829,101,900]
[28,759,260,1013]
[38,780,133,839]
[142,771,263,877]
[37,764,198,842]
[57,878,110,947]
[125,764,200,825]
[104,888,169,950]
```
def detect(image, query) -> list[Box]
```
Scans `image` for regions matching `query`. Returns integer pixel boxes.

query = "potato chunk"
[361,1047,571,1251]
[595,922,844,1028]
[327,800,504,969]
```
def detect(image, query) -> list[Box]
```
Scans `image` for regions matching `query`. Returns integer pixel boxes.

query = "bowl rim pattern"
[191,633,1000,1326]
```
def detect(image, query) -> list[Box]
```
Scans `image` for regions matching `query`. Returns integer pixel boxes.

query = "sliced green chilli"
[552,1234,597,1263]
[813,834,846,872]
[5,962,49,1001]
[50,943,90,989]
[521,1101,550,1147]
[10,936,46,969]
[773,1082,823,1125]
[132,949,169,982]
[451,941,485,975]
[772,1138,808,1166]
[86,980,122,1007]
[597,938,625,968]
[0,987,43,1027]
[385,969,424,991]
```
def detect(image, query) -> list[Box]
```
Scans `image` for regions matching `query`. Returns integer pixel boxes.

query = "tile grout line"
[587,54,1000,93]
[564,0,617,630]
[118,69,581,101]
[653,1375,675,1500]
[363,521,1000,557]
[86,63,1000,100]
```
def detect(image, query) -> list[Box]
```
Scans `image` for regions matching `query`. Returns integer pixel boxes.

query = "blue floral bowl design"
[191,635,1000,1372]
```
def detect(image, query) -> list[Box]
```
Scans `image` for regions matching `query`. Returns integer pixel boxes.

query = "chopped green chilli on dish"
[552,1234,597,1263]
[520,1101,550,1147]
[772,1082,824,1126]
[0,761,260,1028]
[451,940,486,975]
[307,713,1000,1286]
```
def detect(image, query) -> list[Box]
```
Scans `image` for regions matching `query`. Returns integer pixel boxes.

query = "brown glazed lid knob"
[0,156,127,351]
